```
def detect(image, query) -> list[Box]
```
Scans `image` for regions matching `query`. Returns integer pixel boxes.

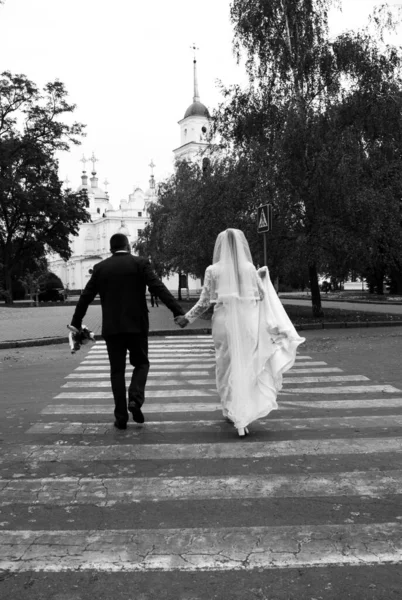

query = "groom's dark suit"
[71,251,184,424]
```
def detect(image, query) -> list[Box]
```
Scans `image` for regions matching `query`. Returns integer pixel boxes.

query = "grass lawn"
[283,304,402,324]
[178,300,402,325]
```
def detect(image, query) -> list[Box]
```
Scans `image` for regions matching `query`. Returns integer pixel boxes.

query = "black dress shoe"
[114,420,127,430]
[128,402,145,423]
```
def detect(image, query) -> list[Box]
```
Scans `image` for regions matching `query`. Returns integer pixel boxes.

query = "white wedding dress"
[185,229,305,432]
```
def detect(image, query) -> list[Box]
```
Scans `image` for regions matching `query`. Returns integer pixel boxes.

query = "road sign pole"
[257,204,271,267]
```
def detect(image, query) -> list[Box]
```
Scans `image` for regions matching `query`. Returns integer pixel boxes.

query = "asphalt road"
[1,327,402,600]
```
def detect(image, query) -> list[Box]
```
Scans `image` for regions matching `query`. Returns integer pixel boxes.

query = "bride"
[176,228,305,437]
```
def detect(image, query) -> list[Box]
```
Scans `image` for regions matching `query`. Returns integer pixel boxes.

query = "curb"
[280,296,402,306]
[1,321,402,350]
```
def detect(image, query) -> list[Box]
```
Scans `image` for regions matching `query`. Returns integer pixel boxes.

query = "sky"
[0,0,400,206]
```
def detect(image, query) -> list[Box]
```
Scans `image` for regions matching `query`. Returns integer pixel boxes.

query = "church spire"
[149,159,156,190]
[191,43,200,102]
[89,152,99,189]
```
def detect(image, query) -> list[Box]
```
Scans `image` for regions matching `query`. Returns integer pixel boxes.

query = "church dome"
[184,101,210,119]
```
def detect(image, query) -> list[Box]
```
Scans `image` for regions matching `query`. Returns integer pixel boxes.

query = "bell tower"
[173,46,211,163]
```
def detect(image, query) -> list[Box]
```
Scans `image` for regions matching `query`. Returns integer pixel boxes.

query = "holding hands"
[175,315,189,328]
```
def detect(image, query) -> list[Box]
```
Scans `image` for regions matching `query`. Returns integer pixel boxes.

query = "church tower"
[173,48,211,162]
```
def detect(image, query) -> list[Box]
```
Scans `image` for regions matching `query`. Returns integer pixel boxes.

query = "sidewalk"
[0,303,209,348]
[1,297,402,349]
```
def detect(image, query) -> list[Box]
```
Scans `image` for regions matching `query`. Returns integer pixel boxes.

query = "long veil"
[213,229,261,427]
[256,266,305,394]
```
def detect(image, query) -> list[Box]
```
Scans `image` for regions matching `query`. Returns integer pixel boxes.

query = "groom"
[70,233,186,429]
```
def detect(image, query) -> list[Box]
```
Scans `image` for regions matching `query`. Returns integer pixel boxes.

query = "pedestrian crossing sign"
[257,204,272,233]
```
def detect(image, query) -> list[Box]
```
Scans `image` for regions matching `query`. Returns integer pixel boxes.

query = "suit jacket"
[71,252,184,336]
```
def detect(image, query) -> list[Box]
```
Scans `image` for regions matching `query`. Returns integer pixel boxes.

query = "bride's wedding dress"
[185,229,305,434]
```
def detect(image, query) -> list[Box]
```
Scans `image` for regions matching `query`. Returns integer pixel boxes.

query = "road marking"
[292,361,327,366]
[43,403,221,414]
[27,414,402,435]
[56,390,217,399]
[61,375,369,388]
[284,385,400,394]
[67,368,341,379]
[4,438,402,462]
[56,386,402,399]
[281,398,402,409]
[42,398,402,414]
[55,385,402,398]
[60,379,216,387]
[1,523,401,572]
[67,371,213,378]
[81,359,216,364]
[90,345,214,352]
[282,368,342,374]
[284,375,368,383]
[1,471,402,505]
[75,363,215,370]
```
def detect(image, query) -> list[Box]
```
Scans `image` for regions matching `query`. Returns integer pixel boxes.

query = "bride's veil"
[212,229,260,427]
[213,229,259,300]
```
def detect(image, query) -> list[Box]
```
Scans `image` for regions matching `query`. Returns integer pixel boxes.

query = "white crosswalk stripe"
[26,414,402,434]
[61,375,370,388]
[1,470,402,505]
[2,523,401,572]
[40,398,402,413]
[1,335,402,576]
[4,437,402,462]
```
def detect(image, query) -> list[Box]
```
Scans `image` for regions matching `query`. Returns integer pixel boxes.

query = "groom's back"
[95,253,149,335]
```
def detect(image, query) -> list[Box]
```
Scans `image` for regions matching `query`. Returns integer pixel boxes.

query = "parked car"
[38,288,65,302]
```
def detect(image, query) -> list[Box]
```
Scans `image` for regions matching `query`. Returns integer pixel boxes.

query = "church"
[48,56,211,293]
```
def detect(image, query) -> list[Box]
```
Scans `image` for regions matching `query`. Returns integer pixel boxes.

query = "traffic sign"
[257,204,272,233]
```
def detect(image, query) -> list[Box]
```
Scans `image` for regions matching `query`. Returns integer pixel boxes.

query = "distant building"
[48,155,156,291]
[49,56,211,293]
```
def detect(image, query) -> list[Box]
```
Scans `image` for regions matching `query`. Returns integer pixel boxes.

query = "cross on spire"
[190,43,200,102]
[190,43,199,61]
[64,175,70,187]
[80,155,88,171]
[149,159,156,176]
[103,178,109,190]
[90,152,99,173]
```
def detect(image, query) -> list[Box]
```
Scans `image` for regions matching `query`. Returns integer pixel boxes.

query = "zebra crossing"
[1,334,402,581]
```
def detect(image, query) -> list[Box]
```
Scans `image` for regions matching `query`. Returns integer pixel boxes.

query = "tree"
[136,155,269,284]
[0,72,90,303]
[212,1,402,314]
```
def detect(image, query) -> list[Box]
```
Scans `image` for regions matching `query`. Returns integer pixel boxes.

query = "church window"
[138,211,142,217]
[97,207,100,214]
[137,229,143,236]
[184,128,187,137]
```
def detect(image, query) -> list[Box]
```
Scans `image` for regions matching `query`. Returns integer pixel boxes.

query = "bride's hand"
[175,316,189,328]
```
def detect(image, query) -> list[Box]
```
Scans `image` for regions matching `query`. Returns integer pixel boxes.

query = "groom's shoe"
[128,401,145,424]
[114,419,127,430]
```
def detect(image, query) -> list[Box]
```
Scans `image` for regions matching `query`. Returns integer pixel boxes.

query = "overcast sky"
[0,0,400,205]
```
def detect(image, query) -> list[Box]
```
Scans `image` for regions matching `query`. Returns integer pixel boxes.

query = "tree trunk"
[178,273,182,301]
[4,269,13,305]
[374,270,384,295]
[389,268,402,294]
[308,263,324,318]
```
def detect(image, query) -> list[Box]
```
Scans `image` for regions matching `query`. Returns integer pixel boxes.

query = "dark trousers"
[104,333,149,423]
[150,294,158,307]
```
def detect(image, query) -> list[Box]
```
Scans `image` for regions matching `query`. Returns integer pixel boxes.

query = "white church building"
[48,56,211,293]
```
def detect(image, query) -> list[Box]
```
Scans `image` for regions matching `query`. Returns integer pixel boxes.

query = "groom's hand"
[175,316,189,328]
